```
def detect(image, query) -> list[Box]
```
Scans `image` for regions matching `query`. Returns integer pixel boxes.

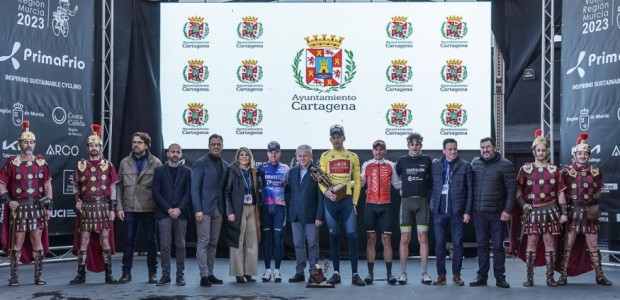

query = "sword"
[515,209,530,257]
[9,208,17,260]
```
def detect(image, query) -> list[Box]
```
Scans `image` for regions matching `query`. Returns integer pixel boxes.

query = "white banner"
[160,2,491,150]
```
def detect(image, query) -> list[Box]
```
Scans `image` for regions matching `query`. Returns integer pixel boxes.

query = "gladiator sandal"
[9,250,20,287]
[523,251,535,287]
[557,249,570,286]
[589,250,612,286]
[103,249,118,284]
[545,251,558,287]
[69,251,87,284]
[33,250,46,285]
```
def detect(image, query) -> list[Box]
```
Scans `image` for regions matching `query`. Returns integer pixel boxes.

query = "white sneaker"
[397,272,408,285]
[421,273,432,285]
[262,271,272,282]
[273,270,282,283]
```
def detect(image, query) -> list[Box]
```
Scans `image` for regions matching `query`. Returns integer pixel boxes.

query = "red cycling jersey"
[361,159,401,204]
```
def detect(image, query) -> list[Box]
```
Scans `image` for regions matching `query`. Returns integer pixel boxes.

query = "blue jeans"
[324,195,358,274]
[473,211,506,280]
[122,212,158,274]
[434,213,464,276]
[260,204,285,270]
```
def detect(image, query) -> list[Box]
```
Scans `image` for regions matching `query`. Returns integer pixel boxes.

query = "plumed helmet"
[575,132,590,154]
[87,124,102,145]
[18,120,35,142]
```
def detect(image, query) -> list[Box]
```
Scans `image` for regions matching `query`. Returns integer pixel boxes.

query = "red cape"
[71,214,116,273]
[1,203,50,263]
[509,205,592,275]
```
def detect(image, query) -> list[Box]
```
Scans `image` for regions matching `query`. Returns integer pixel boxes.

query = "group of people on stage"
[0,121,612,289]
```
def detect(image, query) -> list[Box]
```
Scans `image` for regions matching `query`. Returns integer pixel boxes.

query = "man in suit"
[191,134,229,287]
[152,143,191,286]
[287,144,324,283]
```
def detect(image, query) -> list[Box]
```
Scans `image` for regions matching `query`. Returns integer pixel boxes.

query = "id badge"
[243,194,253,204]
[441,184,449,195]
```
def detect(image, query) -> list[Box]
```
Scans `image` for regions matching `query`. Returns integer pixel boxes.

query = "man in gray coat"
[116,132,162,284]
[191,134,228,287]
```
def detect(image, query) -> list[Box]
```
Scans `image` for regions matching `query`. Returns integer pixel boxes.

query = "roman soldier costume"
[70,124,118,284]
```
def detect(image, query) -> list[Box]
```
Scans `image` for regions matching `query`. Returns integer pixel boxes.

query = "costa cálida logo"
[293,34,357,93]
[237,103,263,127]
[183,103,209,127]
[385,103,412,127]
[184,16,209,40]
[237,59,263,83]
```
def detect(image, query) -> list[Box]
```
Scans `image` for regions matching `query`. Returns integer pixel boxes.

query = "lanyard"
[240,167,252,193]
[443,159,451,184]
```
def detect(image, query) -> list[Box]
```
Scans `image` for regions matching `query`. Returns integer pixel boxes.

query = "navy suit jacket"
[152,163,191,220]
[287,165,324,224]
[191,155,229,215]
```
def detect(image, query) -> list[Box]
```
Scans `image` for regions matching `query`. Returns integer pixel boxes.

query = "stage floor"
[1,255,618,300]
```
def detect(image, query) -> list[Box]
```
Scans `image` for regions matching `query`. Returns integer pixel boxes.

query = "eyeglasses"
[132,140,145,145]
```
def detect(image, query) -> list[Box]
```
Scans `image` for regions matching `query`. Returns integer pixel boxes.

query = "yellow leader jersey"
[319,149,361,205]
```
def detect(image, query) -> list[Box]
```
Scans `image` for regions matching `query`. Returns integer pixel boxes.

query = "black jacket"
[471,152,516,214]
[223,162,262,248]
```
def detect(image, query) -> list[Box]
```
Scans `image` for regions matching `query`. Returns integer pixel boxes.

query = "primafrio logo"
[184,16,209,40]
[386,59,412,84]
[579,108,590,131]
[237,103,263,127]
[387,16,412,40]
[183,103,209,127]
[293,34,356,93]
[441,16,468,40]
[237,59,263,83]
[441,103,468,127]
[0,42,21,70]
[442,59,468,84]
[385,103,412,127]
[183,59,209,84]
[237,16,263,40]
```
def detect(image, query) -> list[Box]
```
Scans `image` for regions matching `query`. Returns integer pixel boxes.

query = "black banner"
[0,0,95,235]
[561,1,620,239]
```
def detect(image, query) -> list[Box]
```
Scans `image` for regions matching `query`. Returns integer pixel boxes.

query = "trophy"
[309,164,347,201]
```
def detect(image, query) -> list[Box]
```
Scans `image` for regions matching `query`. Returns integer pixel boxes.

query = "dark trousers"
[157,217,187,277]
[122,212,158,274]
[324,195,358,274]
[473,211,506,280]
[260,204,285,270]
[434,213,464,276]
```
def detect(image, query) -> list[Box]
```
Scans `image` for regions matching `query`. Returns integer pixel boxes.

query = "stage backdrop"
[561,1,620,239]
[160,2,492,151]
[0,0,95,235]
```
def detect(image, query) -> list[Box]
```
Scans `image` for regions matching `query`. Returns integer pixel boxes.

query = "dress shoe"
[118,272,132,284]
[469,276,487,287]
[244,275,256,282]
[352,273,366,286]
[200,276,212,287]
[288,273,305,283]
[208,275,223,284]
[453,275,464,286]
[156,276,171,286]
[235,276,246,283]
[496,277,510,288]
[433,274,446,286]
[148,272,157,284]
[176,275,186,286]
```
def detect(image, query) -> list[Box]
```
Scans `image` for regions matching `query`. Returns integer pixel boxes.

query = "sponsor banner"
[0,0,95,235]
[561,1,620,238]
[160,3,491,150]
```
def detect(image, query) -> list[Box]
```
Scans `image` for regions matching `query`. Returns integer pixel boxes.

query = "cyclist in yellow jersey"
[319,124,365,286]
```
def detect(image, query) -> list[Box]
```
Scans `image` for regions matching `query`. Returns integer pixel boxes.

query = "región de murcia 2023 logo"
[293,34,356,93]
[440,59,468,92]
[183,16,209,49]
[440,103,468,136]
[182,59,209,92]
[440,16,468,48]
[386,16,413,48]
